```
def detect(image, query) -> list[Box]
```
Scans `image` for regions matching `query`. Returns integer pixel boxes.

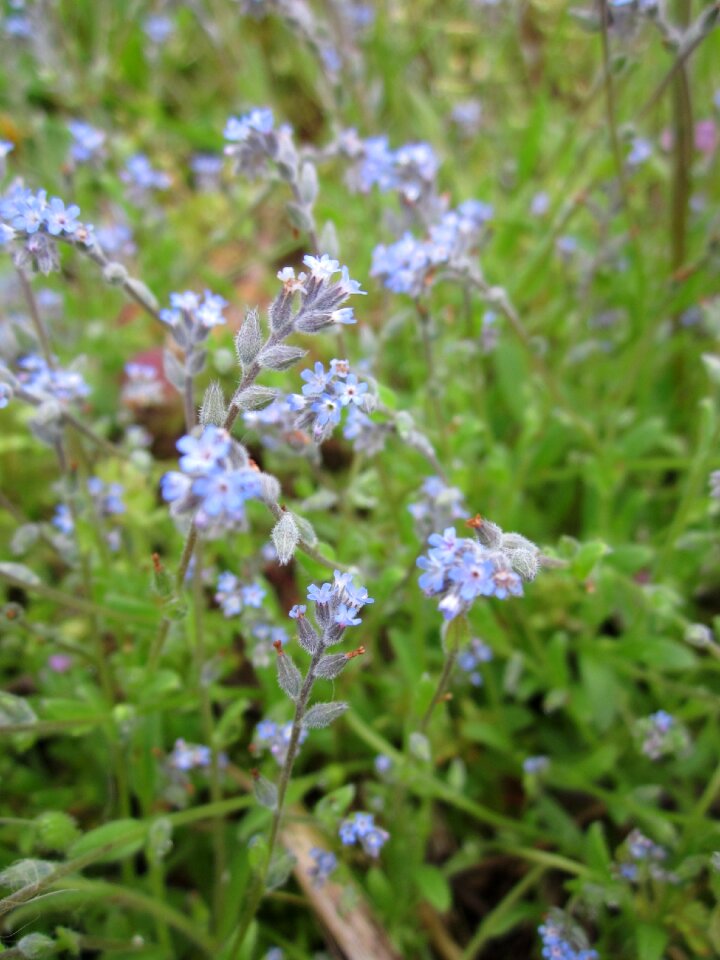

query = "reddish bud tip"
[466,514,484,530]
[273,640,284,654]
[152,552,163,572]
[345,645,366,660]
[250,767,260,780]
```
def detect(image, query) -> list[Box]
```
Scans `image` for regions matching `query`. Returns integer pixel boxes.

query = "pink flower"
[695,120,717,156]
[48,654,73,673]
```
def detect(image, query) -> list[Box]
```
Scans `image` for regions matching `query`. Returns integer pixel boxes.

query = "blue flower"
[44,198,81,236]
[308,848,338,888]
[303,254,340,281]
[334,603,362,628]
[339,812,389,857]
[177,426,231,475]
[161,472,191,503]
[289,604,306,619]
[448,552,495,601]
[538,910,598,960]
[334,374,368,407]
[224,108,274,142]
[310,394,342,429]
[12,191,47,234]
[300,362,331,396]
[308,582,334,604]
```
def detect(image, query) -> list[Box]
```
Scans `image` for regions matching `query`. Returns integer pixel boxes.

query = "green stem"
[0,568,157,625]
[462,865,544,958]
[192,542,226,933]
[226,643,325,960]
[42,879,216,956]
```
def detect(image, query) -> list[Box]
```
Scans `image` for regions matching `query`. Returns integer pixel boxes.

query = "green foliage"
[0,0,720,958]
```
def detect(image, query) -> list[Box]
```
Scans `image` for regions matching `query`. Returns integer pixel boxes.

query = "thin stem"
[598,0,633,220]
[462,865,544,959]
[183,370,196,433]
[192,542,226,933]
[420,644,459,734]
[226,643,325,960]
[16,267,55,365]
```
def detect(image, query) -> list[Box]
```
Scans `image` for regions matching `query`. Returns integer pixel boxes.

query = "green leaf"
[636,923,668,960]
[570,540,611,579]
[68,819,146,863]
[584,822,611,874]
[314,784,356,820]
[415,865,451,912]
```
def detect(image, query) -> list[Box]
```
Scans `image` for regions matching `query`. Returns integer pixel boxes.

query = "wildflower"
[408,477,468,538]
[636,710,690,760]
[121,154,171,198]
[87,477,126,517]
[169,739,212,771]
[143,13,175,44]
[122,363,165,407]
[14,354,90,404]
[160,289,228,334]
[254,719,307,765]
[177,426,231,474]
[161,425,264,534]
[0,383,12,408]
[249,623,288,667]
[538,910,598,960]
[374,754,392,776]
[67,120,106,165]
[616,829,676,884]
[456,637,493,687]
[214,572,266,617]
[338,812,389,857]
[289,361,375,444]
[710,470,720,499]
[523,756,550,775]
[416,517,541,620]
[308,848,338,888]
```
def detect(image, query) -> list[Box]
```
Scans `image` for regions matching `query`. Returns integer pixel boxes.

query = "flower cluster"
[538,910,598,960]
[0,185,93,273]
[341,132,439,204]
[214,572,266,618]
[616,829,674,884]
[297,569,374,638]
[308,848,338,888]
[168,738,212,771]
[121,154,171,200]
[67,120,106,166]
[710,470,720,499]
[160,290,228,333]
[253,719,307,766]
[417,517,541,620]
[274,255,365,333]
[242,395,320,457]
[160,425,265,534]
[457,637,493,687]
[223,108,297,181]
[408,476,469,538]
[9,353,91,404]
[191,154,224,192]
[287,359,375,444]
[523,755,550,775]
[248,622,289,668]
[338,811,389,857]
[636,710,690,760]
[371,201,493,297]
[121,362,165,408]
[86,477,126,517]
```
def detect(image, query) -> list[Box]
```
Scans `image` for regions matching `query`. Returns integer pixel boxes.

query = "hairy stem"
[226,644,325,960]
